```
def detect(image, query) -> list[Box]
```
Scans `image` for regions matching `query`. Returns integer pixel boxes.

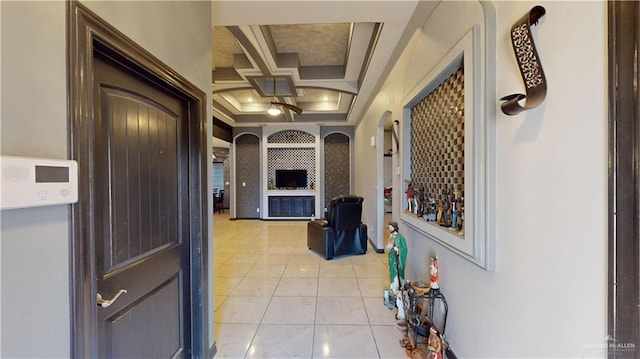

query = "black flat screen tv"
[275,169,307,189]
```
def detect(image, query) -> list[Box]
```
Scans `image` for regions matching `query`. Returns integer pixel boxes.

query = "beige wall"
[355,1,607,356]
[0,1,212,357]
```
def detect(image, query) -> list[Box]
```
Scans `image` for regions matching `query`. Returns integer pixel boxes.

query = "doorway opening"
[376,111,395,251]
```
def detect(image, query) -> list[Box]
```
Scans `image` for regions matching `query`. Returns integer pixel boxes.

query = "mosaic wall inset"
[324,133,350,207]
[268,130,315,144]
[235,134,261,218]
[410,67,465,204]
[267,148,316,188]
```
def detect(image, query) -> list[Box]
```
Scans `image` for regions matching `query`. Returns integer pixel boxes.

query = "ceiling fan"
[268,77,302,116]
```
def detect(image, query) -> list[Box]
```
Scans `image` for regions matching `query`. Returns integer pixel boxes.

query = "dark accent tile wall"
[324,133,350,210]
[235,134,261,218]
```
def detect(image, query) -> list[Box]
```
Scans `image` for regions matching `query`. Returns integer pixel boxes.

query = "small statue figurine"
[429,256,439,290]
[396,292,407,321]
[268,178,275,190]
[417,185,426,217]
[440,189,452,227]
[436,202,443,224]
[426,195,437,221]
[385,222,407,290]
[458,194,465,235]
[427,326,443,359]
[450,191,459,230]
[406,182,415,212]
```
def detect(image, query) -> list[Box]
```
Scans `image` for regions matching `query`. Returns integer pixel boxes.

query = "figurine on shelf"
[426,195,437,221]
[385,222,407,290]
[309,181,315,190]
[450,191,459,230]
[268,178,275,190]
[417,185,426,217]
[440,189,452,227]
[406,182,415,212]
[427,326,443,359]
[436,202,443,224]
[458,194,465,235]
[429,256,439,290]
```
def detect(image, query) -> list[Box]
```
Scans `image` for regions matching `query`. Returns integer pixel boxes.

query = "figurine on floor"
[385,222,407,290]
[427,326,443,359]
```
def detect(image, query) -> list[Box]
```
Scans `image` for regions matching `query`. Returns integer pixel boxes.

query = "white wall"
[355,1,607,357]
[0,1,212,357]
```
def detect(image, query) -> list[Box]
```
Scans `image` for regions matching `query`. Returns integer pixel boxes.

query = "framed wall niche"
[401,25,495,270]
[262,126,321,219]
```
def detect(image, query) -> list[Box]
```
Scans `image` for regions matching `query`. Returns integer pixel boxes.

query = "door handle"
[97,289,127,308]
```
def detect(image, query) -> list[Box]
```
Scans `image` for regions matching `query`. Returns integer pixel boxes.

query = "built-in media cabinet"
[263,126,320,219]
[267,192,315,218]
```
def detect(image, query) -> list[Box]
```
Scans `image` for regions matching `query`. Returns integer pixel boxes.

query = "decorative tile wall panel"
[267,130,315,144]
[410,67,465,203]
[235,134,261,218]
[267,148,316,188]
[324,133,350,207]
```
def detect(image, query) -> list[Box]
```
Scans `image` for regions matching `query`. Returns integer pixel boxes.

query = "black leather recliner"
[307,195,367,260]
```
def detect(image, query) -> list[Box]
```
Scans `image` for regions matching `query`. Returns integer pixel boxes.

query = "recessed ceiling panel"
[298,88,340,103]
[211,1,438,127]
[212,27,244,69]
[269,23,350,66]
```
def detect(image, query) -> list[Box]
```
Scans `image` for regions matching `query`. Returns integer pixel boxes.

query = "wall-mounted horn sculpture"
[500,5,547,116]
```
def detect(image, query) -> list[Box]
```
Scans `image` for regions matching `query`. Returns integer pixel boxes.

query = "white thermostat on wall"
[1,155,78,210]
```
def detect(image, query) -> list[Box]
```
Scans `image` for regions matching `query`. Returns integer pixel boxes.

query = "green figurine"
[385,221,407,291]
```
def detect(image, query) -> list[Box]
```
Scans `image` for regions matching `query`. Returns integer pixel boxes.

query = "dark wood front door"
[92,49,190,357]
[69,3,210,357]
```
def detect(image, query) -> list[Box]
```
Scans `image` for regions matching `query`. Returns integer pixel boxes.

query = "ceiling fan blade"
[271,101,302,115]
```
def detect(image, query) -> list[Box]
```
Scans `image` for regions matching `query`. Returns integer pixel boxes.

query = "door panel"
[93,52,190,357]
[101,88,179,268]
[107,275,181,358]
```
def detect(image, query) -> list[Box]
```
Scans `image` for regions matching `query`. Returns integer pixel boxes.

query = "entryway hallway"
[213,213,406,358]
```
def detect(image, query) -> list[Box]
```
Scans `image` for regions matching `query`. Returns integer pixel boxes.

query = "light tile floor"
[213,213,406,358]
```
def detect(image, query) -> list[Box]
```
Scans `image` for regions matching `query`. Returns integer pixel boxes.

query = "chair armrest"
[308,219,328,228]
[307,221,335,259]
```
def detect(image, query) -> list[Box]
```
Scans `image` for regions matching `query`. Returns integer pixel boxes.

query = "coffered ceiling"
[212,1,437,128]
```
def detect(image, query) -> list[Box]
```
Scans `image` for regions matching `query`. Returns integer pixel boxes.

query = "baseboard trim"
[369,238,384,253]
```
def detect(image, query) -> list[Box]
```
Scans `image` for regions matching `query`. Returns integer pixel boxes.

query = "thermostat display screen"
[35,165,69,183]
[1,156,78,209]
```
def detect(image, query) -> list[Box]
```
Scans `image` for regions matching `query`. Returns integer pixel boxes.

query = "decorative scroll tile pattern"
[410,67,465,203]
[267,148,316,188]
[268,130,315,144]
[324,133,350,207]
[512,24,544,89]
